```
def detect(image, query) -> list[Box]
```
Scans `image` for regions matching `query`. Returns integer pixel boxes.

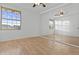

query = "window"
[1,7,21,30]
[55,20,70,32]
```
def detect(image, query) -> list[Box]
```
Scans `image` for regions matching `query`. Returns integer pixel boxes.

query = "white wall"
[40,4,79,37]
[0,4,40,41]
[40,11,55,35]
[1,3,79,41]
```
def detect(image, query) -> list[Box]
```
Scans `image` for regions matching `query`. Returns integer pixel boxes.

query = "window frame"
[1,6,22,30]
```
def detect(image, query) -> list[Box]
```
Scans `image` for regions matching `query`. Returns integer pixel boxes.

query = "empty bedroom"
[0,3,79,55]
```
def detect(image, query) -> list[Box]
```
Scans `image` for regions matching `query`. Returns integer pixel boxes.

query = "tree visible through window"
[1,7,21,30]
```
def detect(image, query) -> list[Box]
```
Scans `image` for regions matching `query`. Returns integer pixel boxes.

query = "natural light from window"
[1,7,21,30]
[55,20,70,32]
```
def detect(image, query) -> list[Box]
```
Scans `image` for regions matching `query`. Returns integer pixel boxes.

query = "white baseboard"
[0,35,41,42]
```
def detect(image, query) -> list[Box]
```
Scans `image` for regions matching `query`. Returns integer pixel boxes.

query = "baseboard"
[0,35,41,42]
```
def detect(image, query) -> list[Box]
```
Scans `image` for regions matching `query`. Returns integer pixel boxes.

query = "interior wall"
[0,4,40,41]
[40,4,79,37]
[0,3,79,41]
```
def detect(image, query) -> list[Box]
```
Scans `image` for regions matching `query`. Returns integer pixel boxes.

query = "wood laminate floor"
[42,34,79,46]
[0,35,79,55]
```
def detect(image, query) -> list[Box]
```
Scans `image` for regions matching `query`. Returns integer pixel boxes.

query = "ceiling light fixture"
[55,9,64,16]
[32,3,46,7]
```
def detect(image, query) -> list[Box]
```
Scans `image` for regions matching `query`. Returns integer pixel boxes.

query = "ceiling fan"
[32,3,46,7]
[54,9,64,16]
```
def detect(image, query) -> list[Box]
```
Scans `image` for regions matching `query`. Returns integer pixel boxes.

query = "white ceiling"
[0,3,64,13]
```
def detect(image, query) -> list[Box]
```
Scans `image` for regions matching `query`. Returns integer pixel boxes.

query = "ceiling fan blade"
[33,4,36,7]
[40,3,46,7]
[42,4,46,7]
